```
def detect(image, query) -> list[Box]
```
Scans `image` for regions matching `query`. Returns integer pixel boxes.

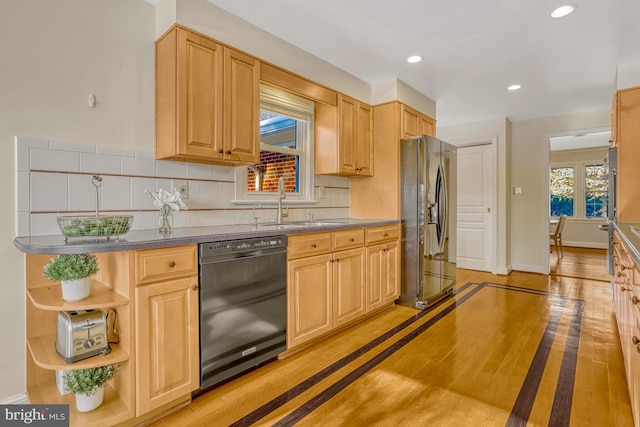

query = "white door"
[457,144,493,271]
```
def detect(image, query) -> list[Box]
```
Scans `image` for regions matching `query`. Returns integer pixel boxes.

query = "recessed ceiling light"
[508,84,522,91]
[551,4,576,18]
[407,55,422,64]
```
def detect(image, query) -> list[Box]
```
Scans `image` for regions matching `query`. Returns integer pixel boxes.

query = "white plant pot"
[61,276,91,302]
[75,385,104,412]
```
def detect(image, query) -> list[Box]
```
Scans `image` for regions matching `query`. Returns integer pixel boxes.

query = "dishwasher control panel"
[200,236,287,258]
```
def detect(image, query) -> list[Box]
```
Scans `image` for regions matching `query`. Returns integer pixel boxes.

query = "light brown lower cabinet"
[366,240,399,312]
[612,231,640,426]
[287,225,399,350]
[135,276,199,416]
[287,253,333,348]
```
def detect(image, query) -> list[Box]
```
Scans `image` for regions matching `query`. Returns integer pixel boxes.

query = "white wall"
[510,110,610,273]
[437,118,511,275]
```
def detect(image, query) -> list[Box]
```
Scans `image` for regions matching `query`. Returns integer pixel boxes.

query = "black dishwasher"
[198,236,287,390]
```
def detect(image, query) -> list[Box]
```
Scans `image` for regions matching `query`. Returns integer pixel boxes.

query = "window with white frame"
[235,85,315,203]
[549,162,608,219]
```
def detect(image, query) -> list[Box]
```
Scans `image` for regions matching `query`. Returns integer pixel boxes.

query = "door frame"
[450,136,498,274]
[543,126,611,275]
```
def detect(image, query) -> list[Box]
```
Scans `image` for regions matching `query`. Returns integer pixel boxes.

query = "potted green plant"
[63,364,118,412]
[43,254,99,302]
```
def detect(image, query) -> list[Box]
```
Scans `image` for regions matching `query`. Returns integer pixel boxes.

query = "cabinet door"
[177,28,224,160]
[224,47,260,164]
[338,94,358,175]
[356,102,373,176]
[366,244,385,312]
[287,254,332,349]
[383,240,400,302]
[135,277,199,416]
[401,104,421,139]
[420,115,436,138]
[611,92,618,147]
[332,248,366,327]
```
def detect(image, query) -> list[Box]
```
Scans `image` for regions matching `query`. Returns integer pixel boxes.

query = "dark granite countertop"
[13,218,399,254]
[613,222,640,265]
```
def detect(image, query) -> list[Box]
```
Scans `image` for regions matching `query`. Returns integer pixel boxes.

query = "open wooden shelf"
[27,381,132,426]
[27,281,128,311]
[28,333,129,370]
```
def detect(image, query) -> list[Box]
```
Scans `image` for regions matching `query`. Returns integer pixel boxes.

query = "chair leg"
[558,237,563,259]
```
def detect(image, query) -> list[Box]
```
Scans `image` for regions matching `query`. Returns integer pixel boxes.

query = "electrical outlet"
[172,180,189,199]
[319,186,326,199]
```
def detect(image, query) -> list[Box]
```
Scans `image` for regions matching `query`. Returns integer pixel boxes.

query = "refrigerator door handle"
[437,164,448,249]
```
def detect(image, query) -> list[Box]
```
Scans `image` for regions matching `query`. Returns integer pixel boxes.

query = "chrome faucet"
[277,176,288,224]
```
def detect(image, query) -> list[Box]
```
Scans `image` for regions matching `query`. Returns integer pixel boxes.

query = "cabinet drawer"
[135,245,198,285]
[366,225,399,245]
[332,229,364,251]
[288,233,332,260]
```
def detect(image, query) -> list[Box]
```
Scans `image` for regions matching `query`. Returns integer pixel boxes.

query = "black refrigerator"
[398,135,457,310]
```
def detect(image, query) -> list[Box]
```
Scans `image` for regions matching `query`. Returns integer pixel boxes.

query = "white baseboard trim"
[562,241,608,249]
[511,263,546,274]
[493,264,512,275]
[0,392,28,404]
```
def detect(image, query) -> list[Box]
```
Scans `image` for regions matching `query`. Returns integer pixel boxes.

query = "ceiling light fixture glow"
[508,84,522,91]
[407,55,422,63]
[551,4,576,18]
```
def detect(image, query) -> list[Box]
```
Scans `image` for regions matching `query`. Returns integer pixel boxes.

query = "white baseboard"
[561,241,608,249]
[511,263,546,274]
[493,264,512,275]
[0,392,28,404]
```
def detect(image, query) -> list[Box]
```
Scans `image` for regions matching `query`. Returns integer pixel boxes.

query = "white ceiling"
[205,0,640,127]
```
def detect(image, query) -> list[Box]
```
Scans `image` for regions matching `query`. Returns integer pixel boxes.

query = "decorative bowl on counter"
[57,215,133,240]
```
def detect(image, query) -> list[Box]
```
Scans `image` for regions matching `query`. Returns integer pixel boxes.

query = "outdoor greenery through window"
[584,164,608,218]
[550,166,575,216]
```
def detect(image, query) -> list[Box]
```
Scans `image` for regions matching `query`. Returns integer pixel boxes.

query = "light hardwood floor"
[151,263,631,427]
[550,246,609,282]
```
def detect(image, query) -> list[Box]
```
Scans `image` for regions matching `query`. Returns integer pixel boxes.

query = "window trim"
[233,85,317,205]
[549,161,608,220]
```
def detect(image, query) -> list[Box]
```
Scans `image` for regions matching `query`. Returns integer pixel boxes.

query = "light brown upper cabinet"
[402,104,436,139]
[315,94,373,177]
[615,86,640,222]
[155,25,259,165]
[350,101,436,220]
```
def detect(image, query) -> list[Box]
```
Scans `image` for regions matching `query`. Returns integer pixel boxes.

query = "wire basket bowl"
[57,215,133,240]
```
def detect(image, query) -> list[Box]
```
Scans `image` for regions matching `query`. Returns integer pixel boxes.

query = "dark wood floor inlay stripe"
[271,283,486,427]
[505,297,568,427]
[549,300,584,426]
[227,283,476,427]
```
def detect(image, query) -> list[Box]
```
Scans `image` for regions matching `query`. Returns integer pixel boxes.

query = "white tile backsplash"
[101,176,131,211]
[50,139,95,154]
[80,152,122,175]
[187,210,214,227]
[121,156,156,177]
[186,163,214,180]
[16,137,350,236]
[130,177,156,210]
[156,159,186,178]
[30,172,68,211]
[68,174,98,211]
[31,147,79,172]
[17,171,29,212]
